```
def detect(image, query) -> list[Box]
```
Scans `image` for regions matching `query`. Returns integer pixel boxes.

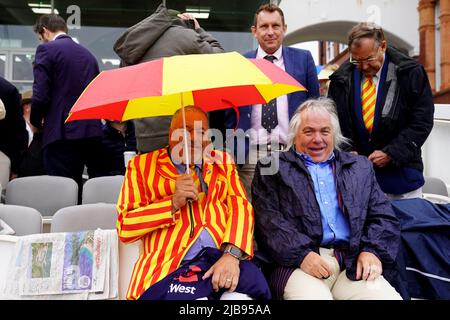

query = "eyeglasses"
[349,55,377,65]
[349,44,382,65]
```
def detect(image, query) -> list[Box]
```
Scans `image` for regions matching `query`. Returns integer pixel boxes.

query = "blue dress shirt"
[297,152,350,246]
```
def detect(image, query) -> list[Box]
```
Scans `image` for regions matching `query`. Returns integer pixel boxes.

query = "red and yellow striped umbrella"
[66,51,306,122]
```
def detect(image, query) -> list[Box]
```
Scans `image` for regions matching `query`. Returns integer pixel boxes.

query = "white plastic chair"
[0,204,42,235]
[5,175,78,219]
[0,234,18,299]
[423,176,448,197]
[50,203,118,233]
[0,151,10,192]
[118,240,141,300]
[82,175,124,204]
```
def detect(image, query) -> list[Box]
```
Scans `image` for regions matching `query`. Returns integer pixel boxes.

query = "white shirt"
[25,122,33,146]
[250,46,289,145]
[52,32,67,41]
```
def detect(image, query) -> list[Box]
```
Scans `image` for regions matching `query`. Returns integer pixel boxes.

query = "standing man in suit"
[31,14,104,194]
[328,22,434,199]
[223,3,320,197]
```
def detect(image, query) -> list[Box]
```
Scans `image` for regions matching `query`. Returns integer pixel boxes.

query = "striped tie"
[361,75,376,133]
[190,165,206,193]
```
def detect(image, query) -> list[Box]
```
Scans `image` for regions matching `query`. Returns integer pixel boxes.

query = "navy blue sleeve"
[305,50,320,99]
[252,160,314,268]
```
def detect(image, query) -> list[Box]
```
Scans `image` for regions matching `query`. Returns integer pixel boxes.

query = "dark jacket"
[252,149,400,281]
[328,47,434,193]
[18,132,46,177]
[113,3,223,153]
[0,76,28,174]
[100,121,136,176]
[31,35,102,148]
[233,47,320,131]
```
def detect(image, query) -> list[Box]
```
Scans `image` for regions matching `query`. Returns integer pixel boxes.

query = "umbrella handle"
[187,199,194,238]
[180,95,190,173]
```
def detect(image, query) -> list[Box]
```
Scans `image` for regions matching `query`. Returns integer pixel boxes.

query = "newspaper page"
[1,229,118,300]
[88,231,119,300]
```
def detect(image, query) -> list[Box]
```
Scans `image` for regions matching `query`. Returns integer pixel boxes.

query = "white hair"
[285,98,350,151]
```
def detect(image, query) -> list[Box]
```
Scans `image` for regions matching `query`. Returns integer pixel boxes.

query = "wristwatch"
[223,245,245,260]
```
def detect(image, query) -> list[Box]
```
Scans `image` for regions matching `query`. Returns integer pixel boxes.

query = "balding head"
[169,106,209,165]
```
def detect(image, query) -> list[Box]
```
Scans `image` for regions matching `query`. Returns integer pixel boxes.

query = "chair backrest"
[50,203,118,233]
[423,176,449,197]
[0,234,18,299]
[118,240,141,300]
[0,151,10,192]
[0,204,42,235]
[5,175,78,217]
[82,175,124,204]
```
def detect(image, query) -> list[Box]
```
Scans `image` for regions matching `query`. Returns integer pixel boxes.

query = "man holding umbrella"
[116,106,271,300]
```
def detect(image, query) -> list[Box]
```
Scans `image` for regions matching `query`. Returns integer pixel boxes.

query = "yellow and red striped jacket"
[116,147,254,300]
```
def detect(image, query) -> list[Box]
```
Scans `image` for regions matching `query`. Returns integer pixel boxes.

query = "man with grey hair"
[252,98,402,300]
[328,22,434,200]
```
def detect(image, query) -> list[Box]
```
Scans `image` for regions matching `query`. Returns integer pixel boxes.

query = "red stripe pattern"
[361,75,376,133]
[116,147,254,300]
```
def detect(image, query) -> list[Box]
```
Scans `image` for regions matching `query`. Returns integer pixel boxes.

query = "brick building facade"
[419,0,450,102]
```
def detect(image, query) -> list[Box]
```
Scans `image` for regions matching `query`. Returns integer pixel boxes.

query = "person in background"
[0,76,28,180]
[21,90,35,147]
[31,14,104,196]
[222,3,320,199]
[114,3,224,154]
[328,22,434,200]
[100,120,136,176]
[318,64,339,97]
[252,98,402,300]
[18,90,45,177]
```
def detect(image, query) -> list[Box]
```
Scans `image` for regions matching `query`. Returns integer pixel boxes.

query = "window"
[12,53,34,82]
[435,0,441,91]
[0,53,5,77]
[326,42,335,63]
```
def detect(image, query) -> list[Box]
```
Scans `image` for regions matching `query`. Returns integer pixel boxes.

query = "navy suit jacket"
[31,35,102,148]
[221,46,319,156]
[233,46,319,130]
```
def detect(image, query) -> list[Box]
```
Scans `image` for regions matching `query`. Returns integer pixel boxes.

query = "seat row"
[0,175,124,234]
[0,202,117,235]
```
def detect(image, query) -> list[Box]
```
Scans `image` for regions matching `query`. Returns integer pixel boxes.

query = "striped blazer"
[116,147,254,300]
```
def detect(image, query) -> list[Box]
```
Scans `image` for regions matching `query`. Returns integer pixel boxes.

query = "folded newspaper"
[1,229,118,300]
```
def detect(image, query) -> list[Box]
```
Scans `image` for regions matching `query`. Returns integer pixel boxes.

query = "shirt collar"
[296,151,335,165]
[369,52,385,81]
[256,45,283,61]
[170,156,202,174]
[52,32,67,41]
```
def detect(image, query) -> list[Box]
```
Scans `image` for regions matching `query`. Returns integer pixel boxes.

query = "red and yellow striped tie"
[361,75,376,133]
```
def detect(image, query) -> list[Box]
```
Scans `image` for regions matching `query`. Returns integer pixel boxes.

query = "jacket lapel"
[156,147,179,181]
[282,47,295,113]
[333,151,360,232]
